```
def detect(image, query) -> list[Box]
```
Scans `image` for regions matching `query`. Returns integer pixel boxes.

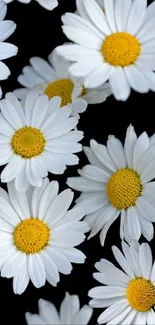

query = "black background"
[0,0,155,324]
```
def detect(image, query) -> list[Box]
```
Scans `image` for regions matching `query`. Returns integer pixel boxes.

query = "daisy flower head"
[0,91,83,192]
[89,241,155,324]
[57,0,155,101]
[26,292,93,324]
[0,179,89,294]
[67,125,155,246]
[3,0,58,11]
[13,49,88,119]
[0,1,18,98]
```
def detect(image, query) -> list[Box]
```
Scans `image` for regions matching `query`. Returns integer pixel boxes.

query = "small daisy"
[3,0,58,11]
[26,292,93,324]
[57,0,155,101]
[67,125,155,246]
[0,91,83,192]
[89,241,155,324]
[0,1,18,98]
[13,49,87,119]
[0,179,88,294]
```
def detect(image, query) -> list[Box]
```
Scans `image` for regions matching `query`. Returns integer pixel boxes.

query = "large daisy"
[13,49,87,119]
[0,1,18,98]
[67,125,155,246]
[3,0,58,10]
[0,91,83,192]
[26,292,93,324]
[0,179,88,294]
[57,0,155,101]
[89,241,155,324]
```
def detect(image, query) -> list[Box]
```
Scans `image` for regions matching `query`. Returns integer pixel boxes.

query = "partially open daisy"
[0,179,88,294]
[26,292,93,324]
[3,0,58,10]
[89,241,155,324]
[0,1,18,98]
[13,49,87,119]
[57,0,155,101]
[67,125,155,246]
[0,91,83,192]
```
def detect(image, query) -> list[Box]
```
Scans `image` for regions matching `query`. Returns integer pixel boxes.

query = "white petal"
[126,206,141,241]
[121,309,137,325]
[44,189,73,226]
[51,231,85,248]
[124,65,149,94]
[140,159,155,184]
[73,305,93,325]
[107,135,126,169]
[1,156,25,183]
[103,0,116,32]
[13,259,29,294]
[124,125,137,168]
[40,250,59,286]
[136,18,155,43]
[115,0,131,32]
[109,67,130,101]
[136,197,155,222]
[139,216,154,242]
[38,181,58,220]
[7,180,30,220]
[30,57,55,81]
[46,247,72,275]
[90,139,117,172]
[126,0,147,34]
[38,299,60,325]
[28,254,46,288]
[79,164,110,183]
[31,178,49,218]
[0,61,10,80]
[83,0,111,34]
[106,306,132,325]
[97,299,128,324]
[0,98,24,129]
[62,26,102,49]
[5,92,25,124]
[0,113,14,136]
[146,309,155,325]
[139,243,152,279]
[88,286,125,299]
[25,313,45,325]
[0,2,7,21]
[84,63,113,88]
[112,246,135,278]
[1,250,24,278]
[31,95,48,128]
[99,209,120,246]
[67,176,105,192]
[83,146,103,169]
[24,91,39,126]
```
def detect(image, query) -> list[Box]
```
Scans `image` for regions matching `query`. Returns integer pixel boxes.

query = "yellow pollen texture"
[81,86,87,97]
[44,78,74,107]
[101,32,141,67]
[126,278,155,312]
[11,127,45,159]
[13,218,50,254]
[107,168,142,210]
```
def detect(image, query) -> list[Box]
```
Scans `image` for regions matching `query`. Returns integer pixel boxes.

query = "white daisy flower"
[13,49,87,119]
[57,0,155,101]
[0,1,18,98]
[3,0,58,11]
[89,241,155,325]
[0,91,83,192]
[26,292,93,324]
[67,125,155,246]
[0,179,88,294]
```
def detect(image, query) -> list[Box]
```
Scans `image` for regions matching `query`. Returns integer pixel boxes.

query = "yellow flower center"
[11,127,45,159]
[81,86,87,96]
[13,218,50,254]
[107,168,142,210]
[44,78,74,107]
[101,32,141,67]
[126,278,155,312]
